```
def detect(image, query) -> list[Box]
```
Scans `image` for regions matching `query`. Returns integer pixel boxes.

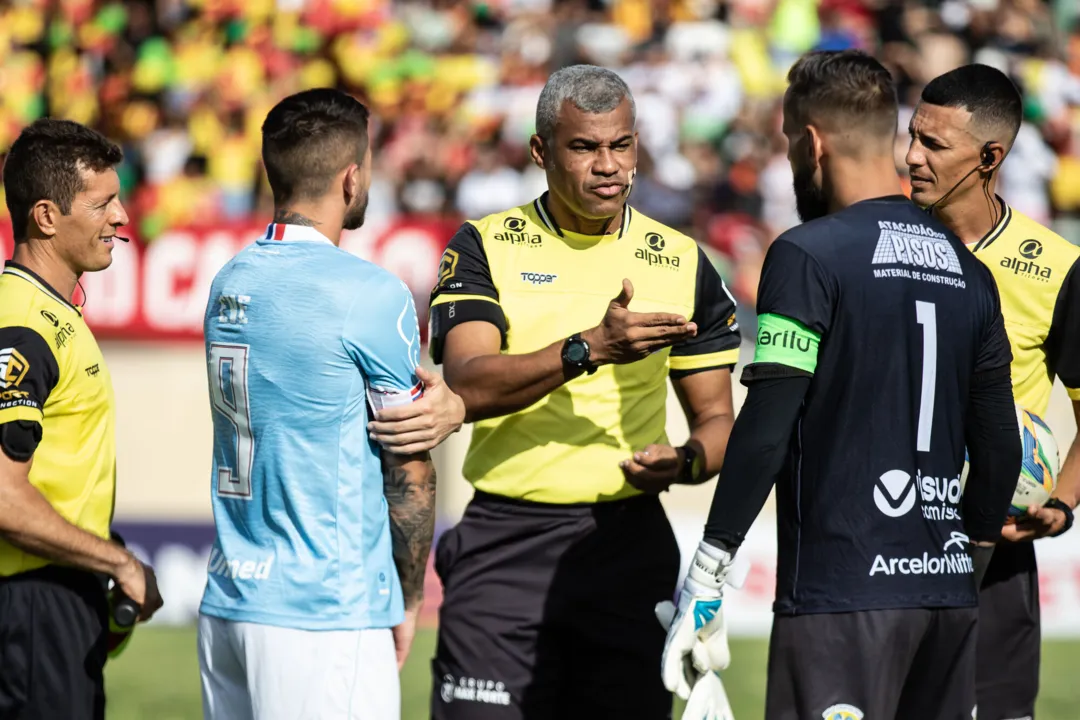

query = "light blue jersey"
[199,223,422,631]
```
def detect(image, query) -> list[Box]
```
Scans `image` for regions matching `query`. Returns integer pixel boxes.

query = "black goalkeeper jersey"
[756,196,1012,615]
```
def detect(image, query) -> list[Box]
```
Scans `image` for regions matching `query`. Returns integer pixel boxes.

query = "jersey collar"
[2,262,82,315]
[532,192,633,240]
[970,196,1012,252]
[263,223,334,245]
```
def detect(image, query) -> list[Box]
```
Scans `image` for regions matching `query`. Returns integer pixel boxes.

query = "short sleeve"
[343,278,423,411]
[755,238,835,334]
[1046,257,1080,398]
[0,326,59,427]
[669,247,742,378]
[742,238,835,384]
[429,223,507,363]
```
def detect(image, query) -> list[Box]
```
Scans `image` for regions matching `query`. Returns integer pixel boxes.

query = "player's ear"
[980,142,1005,174]
[343,163,360,203]
[529,134,547,170]
[806,125,825,168]
[30,199,59,239]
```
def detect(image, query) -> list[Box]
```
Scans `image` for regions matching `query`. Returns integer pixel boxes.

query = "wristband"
[1044,498,1074,537]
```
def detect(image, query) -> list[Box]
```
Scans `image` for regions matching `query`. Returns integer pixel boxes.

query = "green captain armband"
[753,313,821,374]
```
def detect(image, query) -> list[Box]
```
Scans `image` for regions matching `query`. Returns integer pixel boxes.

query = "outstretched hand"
[582,280,697,366]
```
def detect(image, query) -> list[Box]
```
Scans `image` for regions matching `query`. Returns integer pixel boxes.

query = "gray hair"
[535,65,636,141]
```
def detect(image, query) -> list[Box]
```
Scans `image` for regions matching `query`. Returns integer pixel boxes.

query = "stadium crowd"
[1,0,1079,310]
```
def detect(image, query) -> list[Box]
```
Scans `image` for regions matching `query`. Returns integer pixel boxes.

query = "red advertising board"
[0,216,458,341]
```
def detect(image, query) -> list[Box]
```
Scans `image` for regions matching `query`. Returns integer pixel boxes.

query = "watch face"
[567,342,587,363]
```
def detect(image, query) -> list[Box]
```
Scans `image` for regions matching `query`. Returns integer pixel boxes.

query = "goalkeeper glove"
[659,541,741,700]
[683,670,736,720]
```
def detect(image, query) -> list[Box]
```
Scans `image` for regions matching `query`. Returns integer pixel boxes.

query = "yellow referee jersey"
[0,263,116,576]
[968,200,1080,417]
[429,194,741,504]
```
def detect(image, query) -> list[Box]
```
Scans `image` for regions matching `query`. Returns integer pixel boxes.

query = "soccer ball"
[959,405,1059,520]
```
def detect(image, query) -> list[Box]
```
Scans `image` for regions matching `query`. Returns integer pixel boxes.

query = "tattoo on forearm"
[383,460,436,607]
[272,209,320,227]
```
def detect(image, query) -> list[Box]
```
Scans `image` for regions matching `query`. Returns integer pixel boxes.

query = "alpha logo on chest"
[635,233,680,270]
[495,217,542,246]
[1000,254,1052,282]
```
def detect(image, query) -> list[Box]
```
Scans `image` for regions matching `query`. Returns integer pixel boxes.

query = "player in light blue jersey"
[197,88,465,720]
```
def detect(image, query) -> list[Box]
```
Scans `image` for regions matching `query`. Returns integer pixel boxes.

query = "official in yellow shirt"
[427,66,741,719]
[908,65,1080,720]
[0,119,162,720]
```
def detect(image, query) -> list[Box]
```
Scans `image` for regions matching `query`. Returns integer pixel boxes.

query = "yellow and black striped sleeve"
[1046,256,1080,400]
[429,223,508,364]
[669,247,742,378]
[0,326,60,460]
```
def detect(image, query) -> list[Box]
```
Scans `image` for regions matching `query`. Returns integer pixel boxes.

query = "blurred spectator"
[1,0,1079,312]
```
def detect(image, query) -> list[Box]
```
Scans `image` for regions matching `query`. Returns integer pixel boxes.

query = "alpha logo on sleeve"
[0,348,29,389]
[872,222,963,275]
[822,704,863,720]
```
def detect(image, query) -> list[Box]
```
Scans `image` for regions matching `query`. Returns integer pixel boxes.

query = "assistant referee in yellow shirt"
[907,65,1080,720]
[0,119,163,720]
[425,65,741,718]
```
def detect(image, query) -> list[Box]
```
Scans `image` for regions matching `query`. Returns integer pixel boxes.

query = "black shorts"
[0,566,109,720]
[766,607,978,720]
[431,490,681,720]
[976,543,1039,720]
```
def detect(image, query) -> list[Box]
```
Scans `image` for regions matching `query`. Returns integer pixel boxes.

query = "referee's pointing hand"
[582,279,697,365]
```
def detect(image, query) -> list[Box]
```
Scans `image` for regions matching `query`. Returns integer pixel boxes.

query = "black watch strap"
[562,333,597,375]
[1045,498,1074,537]
[679,445,701,484]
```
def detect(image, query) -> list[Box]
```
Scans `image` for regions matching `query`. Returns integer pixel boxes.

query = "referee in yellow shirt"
[426,66,741,718]
[907,65,1080,720]
[0,119,163,719]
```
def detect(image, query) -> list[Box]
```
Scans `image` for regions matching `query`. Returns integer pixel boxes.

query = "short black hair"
[920,64,1022,145]
[785,50,898,143]
[261,88,371,206]
[3,119,123,242]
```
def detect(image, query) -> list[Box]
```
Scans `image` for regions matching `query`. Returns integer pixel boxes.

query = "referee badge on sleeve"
[437,250,460,288]
[0,347,29,389]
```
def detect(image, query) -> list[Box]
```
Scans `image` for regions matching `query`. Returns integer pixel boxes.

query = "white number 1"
[209,343,254,499]
[915,301,937,453]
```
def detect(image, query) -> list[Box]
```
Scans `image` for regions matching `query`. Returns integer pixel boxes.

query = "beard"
[792,162,829,223]
[342,190,369,231]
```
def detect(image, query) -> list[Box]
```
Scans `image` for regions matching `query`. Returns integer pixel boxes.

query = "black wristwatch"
[678,445,703,484]
[1044,498,1074,537]
[562,333,597,375]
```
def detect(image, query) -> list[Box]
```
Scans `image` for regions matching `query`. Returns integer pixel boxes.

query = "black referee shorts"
[431,490,681,720]
[0,565,109,720]
[766,607,978,720]
[976,543,1040,720]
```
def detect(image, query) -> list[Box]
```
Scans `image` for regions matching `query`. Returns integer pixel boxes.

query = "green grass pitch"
[105,627,1080,719]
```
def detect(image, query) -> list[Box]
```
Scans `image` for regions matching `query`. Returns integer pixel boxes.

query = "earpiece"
[980,142,994,168]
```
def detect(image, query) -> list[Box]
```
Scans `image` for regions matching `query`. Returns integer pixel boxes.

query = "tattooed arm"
[383,450,437,666]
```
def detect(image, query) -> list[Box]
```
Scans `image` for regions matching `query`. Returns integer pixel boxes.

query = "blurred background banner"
[2,0,1080,644]
[0,216,453,339]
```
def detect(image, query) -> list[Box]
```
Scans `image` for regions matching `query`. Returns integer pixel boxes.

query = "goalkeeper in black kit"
[660,51,1022,720]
